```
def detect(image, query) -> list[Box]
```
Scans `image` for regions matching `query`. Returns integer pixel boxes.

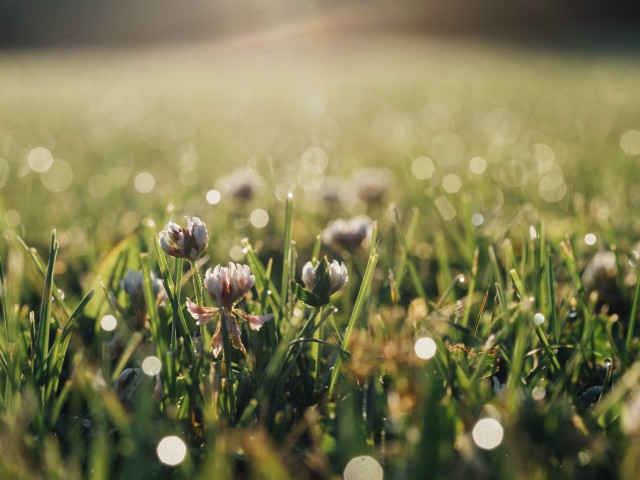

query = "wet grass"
[2,35,640,478]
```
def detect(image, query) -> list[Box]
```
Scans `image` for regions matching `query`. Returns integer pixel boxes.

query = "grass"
[2,34,640,478]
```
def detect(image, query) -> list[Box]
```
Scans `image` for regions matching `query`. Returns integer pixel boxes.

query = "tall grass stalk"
[328,249,379,398]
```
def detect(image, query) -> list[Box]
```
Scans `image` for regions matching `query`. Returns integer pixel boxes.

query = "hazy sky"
[1,0,639,48]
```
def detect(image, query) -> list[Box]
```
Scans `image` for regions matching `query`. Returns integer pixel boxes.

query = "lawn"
[1,33,640,479]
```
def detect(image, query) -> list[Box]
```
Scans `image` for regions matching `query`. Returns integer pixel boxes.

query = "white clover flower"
[185,262,273,358]
[582,250,624,312]
[301,261,317,291]
[318,177,345,205]
[582,250,617,292]
[218,168,261,201]
[327,260,349,294]
[204,263,255,310]
[322,215,373,251]
[301,259,348,296]
[113,368,143,407]
[353,167,393,202]
[120,269,166,309]
[114,367,163,407]
[159,216,208,260]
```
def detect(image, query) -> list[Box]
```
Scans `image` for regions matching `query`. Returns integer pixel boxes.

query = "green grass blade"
[624,267,640,366]
[241,238,282,307]
[328,250,379,398]
[154,239,195,363]
[35,230,58,388]
[280,193,294,320]
[0,256,8,344]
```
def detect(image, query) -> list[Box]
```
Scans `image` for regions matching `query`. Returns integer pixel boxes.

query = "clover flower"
[293,257,348,307]
[318,177,345,205]
[218,168,261,201]
[353,167,393,203]
[186,263,273,357]
[582,251,617,290]
[159,216,208,260]
[113,367,162,408]
[582,250,624,314]
[120,269,166,311]
[106,270,166,354]
[302,259,348,295]
[322,215,373,251]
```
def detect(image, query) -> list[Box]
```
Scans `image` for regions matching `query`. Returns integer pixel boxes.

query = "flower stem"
[189,259,206,354]
[189,259,205,307]
[219,310,236,421]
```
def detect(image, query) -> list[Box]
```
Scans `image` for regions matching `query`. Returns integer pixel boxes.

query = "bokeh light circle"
[343,455,383,480]
[142,356,162,376]
[250,209,269,228]
[414,337,437,360]
[41,159,73,192]
[156,435,187,466]
[206,189,221,205]
[100,315,117,332]
[134,172,155,193]
[28,147,53,172]
[472,418,504,450]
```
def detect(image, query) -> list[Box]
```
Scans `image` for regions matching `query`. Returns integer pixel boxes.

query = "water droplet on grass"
[533,313,545,325]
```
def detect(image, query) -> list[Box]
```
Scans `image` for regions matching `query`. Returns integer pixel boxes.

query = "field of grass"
[2,34,640,479]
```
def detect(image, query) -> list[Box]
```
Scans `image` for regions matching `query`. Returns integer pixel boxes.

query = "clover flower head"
[218,168,261,201]
[582,250,617,294]
[120,269,166,309]
[159,216,208,260]
[353,167,393,203]
[582,250,625,313]
[318,177,345,205]
[186,262,272,358]
[301,261,317,291]
[302,259,349,295]
[322,215,373,251]
[327,259,349,294]
[204,263,255,310]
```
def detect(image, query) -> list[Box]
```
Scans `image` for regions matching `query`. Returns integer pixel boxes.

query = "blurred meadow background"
[2,1,640,479]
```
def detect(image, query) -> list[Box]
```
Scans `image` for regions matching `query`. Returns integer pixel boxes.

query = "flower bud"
[159,216,208,260]
[322,215,373,251]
